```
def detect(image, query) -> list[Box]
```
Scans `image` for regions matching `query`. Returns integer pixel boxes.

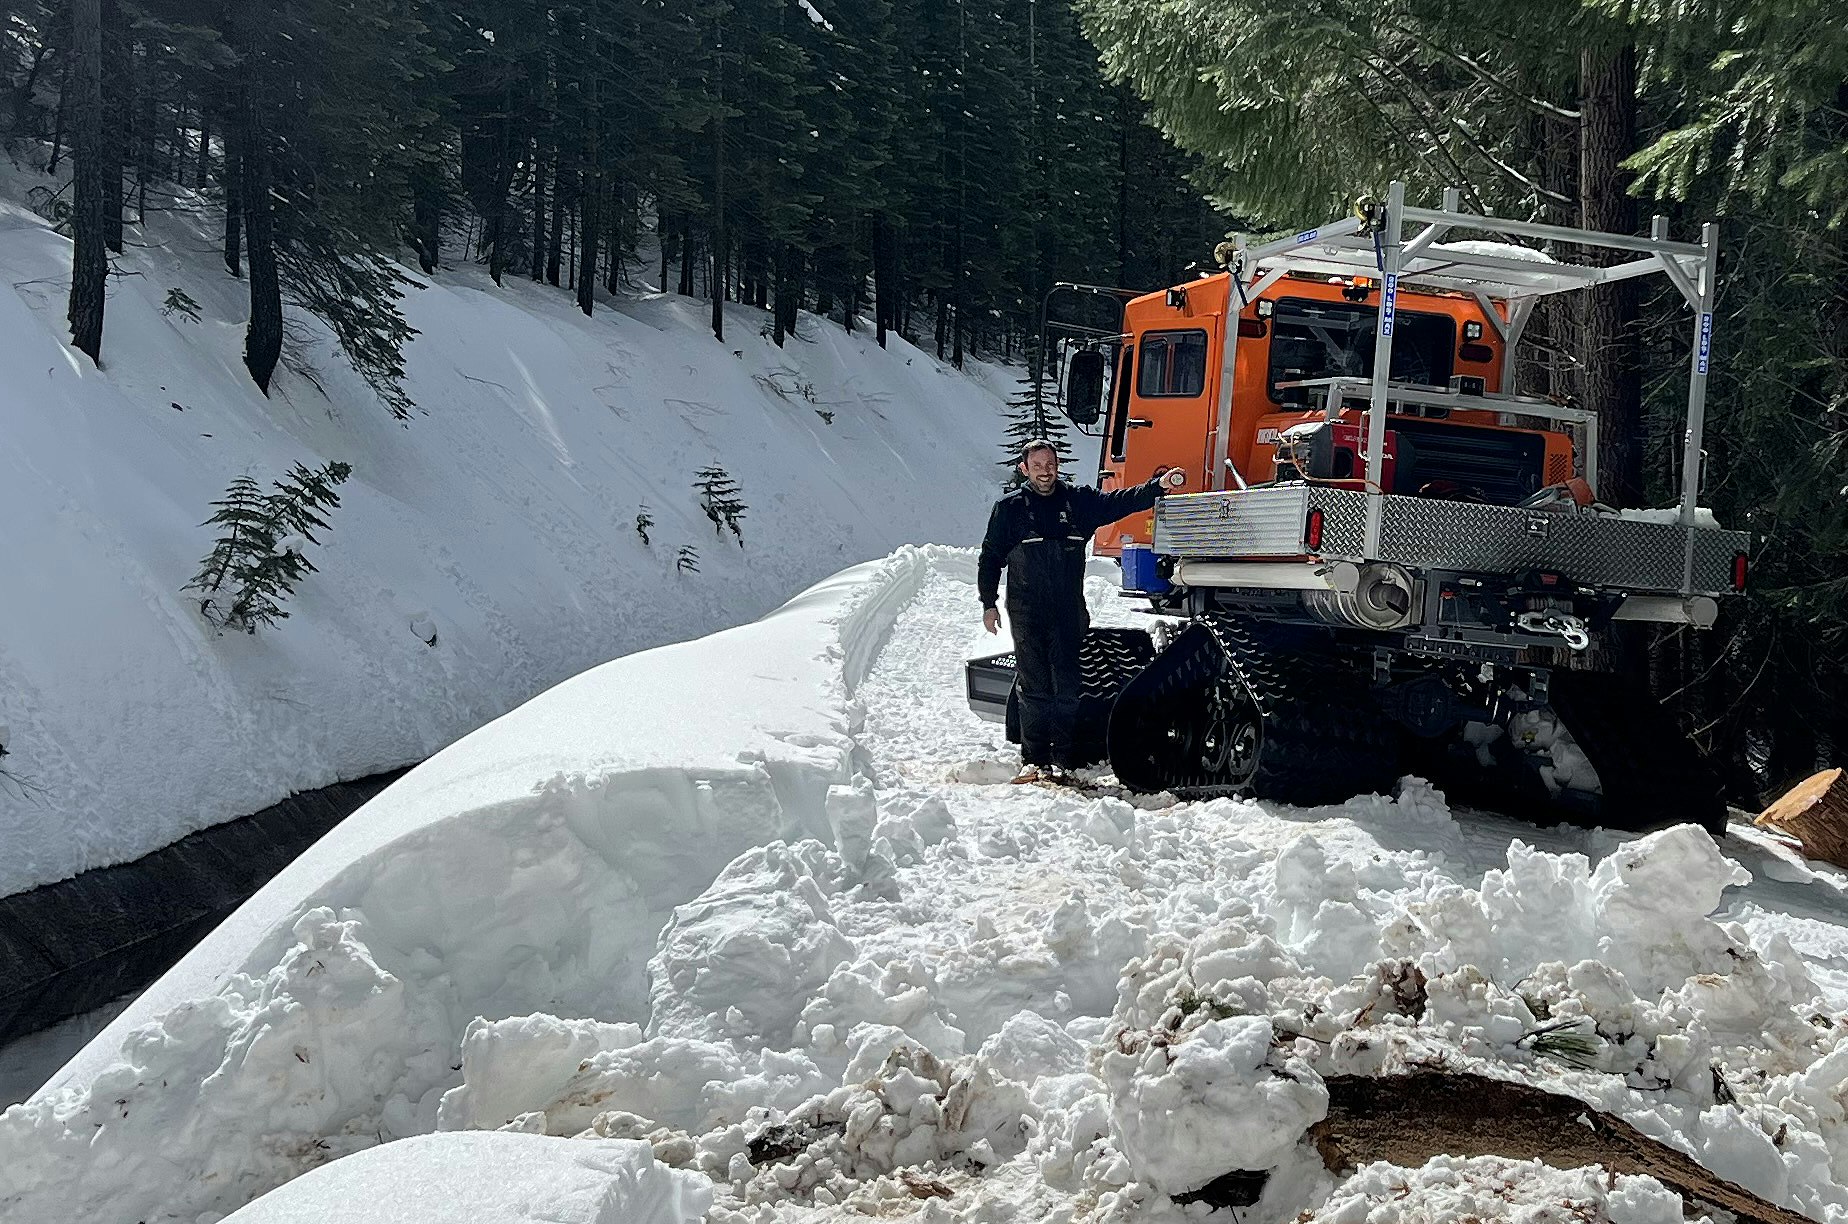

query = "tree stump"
[1756,768,1848,867]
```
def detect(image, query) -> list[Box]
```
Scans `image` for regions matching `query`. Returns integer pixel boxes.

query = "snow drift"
[13,552,1848,1224]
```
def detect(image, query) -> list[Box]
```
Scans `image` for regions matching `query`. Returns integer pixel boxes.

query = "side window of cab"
[1137,330,1209,398]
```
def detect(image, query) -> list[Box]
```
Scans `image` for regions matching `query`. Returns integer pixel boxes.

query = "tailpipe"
[1303,562,1418,631]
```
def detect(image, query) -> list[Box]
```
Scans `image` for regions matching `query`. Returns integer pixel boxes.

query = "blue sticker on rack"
[1697,311,1712,374]
[1294,228,1320,245]
[1381,274,1399,336]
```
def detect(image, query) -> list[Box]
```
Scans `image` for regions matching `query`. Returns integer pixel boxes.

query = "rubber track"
[1108,615,1399,804]
[1545,670,1728,836]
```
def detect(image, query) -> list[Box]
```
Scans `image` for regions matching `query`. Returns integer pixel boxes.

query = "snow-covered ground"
[11,549,1848,1224]
[0,158,1012,896]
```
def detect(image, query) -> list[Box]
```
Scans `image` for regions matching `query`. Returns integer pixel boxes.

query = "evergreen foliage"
[694,465,746,544]
[1077,0,1848,796]
[999,344,1073,486]
[0,0,1228,388]
[185,460,352,633]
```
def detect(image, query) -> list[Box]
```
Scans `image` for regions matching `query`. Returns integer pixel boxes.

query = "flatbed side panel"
[1156,488,1749,595]
[1155,486,1314,556]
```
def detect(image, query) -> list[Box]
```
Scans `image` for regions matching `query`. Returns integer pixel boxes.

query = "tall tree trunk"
[100,0,123,253]
[531,140,548,282]
[546,157,567,286]
[240,98,282,393]
[410,161,441,274]
[1579,43,1642,509]
[659,214,670,293]
[487,84,514,286]
[174,105,189,187]
[772,243,789,347]
[710,9,724,342]
[67,0,107,364]
[617,176,632,295]
[576,103,599,316]
[222,124,243,278]
[678,226,695,296]
[196,111,211,188]
[1116,87,1131,288]
[133,42,153,223]
[873,213,893,348]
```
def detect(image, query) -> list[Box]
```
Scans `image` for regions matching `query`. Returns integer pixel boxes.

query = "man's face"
[1020,448,1059,494]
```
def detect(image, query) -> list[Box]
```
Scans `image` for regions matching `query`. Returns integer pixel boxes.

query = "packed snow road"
[10,549,1848,1224]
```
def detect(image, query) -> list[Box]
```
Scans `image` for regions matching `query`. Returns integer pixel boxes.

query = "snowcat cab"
[971,182,1751,834]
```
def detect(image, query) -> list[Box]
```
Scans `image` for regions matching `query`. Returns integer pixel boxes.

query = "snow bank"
[1,546,949,1223]
[217,1131,710,1224]
[13,551,1848,1224]
[0,161,1008,897]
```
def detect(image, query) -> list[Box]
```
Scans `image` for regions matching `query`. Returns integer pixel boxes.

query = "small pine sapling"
[676,544,700,574]
[186,460,352,633]
[694,465,747,545]
[635,505,655,546]
[161,288,203,323]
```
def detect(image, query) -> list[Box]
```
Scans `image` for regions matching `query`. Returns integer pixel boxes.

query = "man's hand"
[983,606,1001,635]
[1156,466,1188,489]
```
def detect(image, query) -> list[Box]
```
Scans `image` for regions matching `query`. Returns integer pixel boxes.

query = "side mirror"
[1064,349,1106,426]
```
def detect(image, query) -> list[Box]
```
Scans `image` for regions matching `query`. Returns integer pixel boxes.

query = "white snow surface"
[218,1131,710,1224]
[0,158,1011,895]
[14,555,1848,1224]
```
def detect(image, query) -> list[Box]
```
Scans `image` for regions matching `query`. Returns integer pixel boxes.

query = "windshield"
[1267,297,1456,404]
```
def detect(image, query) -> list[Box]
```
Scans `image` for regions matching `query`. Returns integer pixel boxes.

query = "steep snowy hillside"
[0,167,1011,896]
[11,549,1848,1224]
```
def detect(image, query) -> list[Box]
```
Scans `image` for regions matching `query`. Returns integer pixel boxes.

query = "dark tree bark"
[530,139,548,282]
[196,111,211,188]
[659,213,670,292]
[546,156,567,286]
[67,0,106,365]
[239,96,282,393]
[710,9,724,343]
[1579,43,1642,508]
[133,41,153,223]
[576,112,599,315]
[873,212,894,348]
[617,177,632,297]
[100,0,122,253]
[678,226,695,296]
[222,120,242,277]
[410,163,441,275]
[486,83,515,287]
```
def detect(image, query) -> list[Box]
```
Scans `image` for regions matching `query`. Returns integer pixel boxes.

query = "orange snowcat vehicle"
[968,183,1749,833]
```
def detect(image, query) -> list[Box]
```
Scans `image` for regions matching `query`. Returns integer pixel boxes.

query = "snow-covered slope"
[0,166,1010,896]
[13,549,1848,1224]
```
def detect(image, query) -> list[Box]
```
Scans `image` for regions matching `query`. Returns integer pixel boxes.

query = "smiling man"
[978,440,1180,784]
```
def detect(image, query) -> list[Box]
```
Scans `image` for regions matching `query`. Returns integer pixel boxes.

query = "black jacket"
[977,477,1165,614]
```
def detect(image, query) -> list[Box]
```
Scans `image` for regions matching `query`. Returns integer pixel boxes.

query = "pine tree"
[694,464,747,543]
[998,345,1073,485]
[185,461,352,633]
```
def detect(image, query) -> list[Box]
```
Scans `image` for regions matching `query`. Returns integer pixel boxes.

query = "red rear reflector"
[1237,318,1268,338]
[1733,553,1748,591]
[1459,342,1495,364]
[1306,508,1325,551]
[1539,572,1560,587]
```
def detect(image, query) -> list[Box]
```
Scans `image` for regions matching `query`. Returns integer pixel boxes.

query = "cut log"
[1310,1072,1815,1224]
[1756,768,1848,867]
